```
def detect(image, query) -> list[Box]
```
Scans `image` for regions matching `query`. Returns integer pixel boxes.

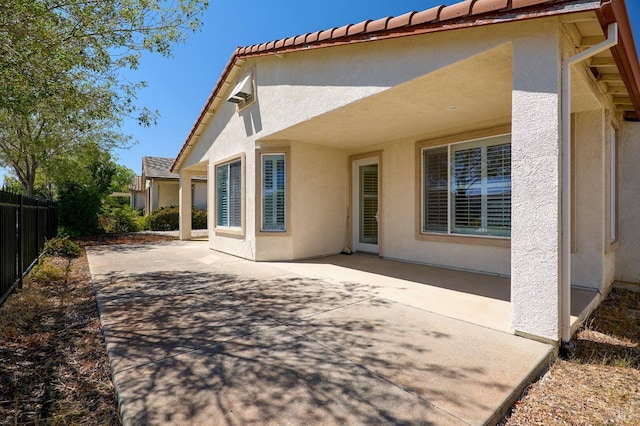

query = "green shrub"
[147,206,179,231]
[28,258,64,284]
[192,208,207,229]
[135,215,149,231]
[43,235,82,260]
[57,182,101,236]
[146,206,208,231]
[99,205,142,234]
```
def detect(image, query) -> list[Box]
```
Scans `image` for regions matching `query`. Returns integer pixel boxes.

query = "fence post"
[18,194,24,289]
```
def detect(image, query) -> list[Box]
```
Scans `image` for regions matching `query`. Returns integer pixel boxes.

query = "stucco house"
[171,0,640,344]
[130,156,207,215]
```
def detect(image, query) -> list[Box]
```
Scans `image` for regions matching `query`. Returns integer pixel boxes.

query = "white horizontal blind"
[262,154,286,232]
[423,148,448,232]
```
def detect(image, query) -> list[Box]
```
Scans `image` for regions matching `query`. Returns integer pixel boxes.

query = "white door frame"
[352,156,379,254]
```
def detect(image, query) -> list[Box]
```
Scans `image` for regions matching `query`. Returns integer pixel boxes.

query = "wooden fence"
[0,189,58,305]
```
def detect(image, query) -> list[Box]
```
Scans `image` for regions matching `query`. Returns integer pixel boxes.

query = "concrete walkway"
[87,240,553,425]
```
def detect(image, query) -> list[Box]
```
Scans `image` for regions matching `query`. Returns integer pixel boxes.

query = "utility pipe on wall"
[561,22,618,345]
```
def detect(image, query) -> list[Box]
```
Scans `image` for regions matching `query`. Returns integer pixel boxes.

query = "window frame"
[256,147,291,237]
[415,126,511,248]
[213,154,245,237]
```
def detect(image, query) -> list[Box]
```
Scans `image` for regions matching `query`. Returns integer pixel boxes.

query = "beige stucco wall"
[510,24,562,342]
[291,142,349,259]
[158,181,179,208]
[616,120,640,283]
[572,109,606,290]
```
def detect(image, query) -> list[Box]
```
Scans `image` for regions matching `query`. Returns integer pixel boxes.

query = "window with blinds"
[262,154,286,232]
[423,148,448,232]
[423,134,511,238]
[215,160,241,228]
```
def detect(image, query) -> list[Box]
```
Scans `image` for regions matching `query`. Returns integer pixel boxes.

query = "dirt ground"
[0,234,638,425]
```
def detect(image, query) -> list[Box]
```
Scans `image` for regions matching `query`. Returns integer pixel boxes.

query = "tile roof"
[129,175,144,192]
[172,0,640,172]
[144,156,206,180]
[143,156,180,179]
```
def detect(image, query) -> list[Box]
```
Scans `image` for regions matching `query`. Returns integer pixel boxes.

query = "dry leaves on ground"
[504,288,640,425]
[0,233,173,425]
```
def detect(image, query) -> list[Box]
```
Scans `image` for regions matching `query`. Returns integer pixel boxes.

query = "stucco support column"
[179,172,193,241]
[511,29,562,342]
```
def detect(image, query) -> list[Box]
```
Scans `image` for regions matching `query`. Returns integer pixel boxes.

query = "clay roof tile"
[388,11,416,30]
[332,24,352,39]
[367,16,392,33]
[306,31,321,43]
[439,0,474,21]
[318,28,334,41]
[347,19,371,36]
[412,6,445,25]
[471,0,509,15]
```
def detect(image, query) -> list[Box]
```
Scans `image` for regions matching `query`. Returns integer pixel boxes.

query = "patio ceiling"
[259,44,513,149]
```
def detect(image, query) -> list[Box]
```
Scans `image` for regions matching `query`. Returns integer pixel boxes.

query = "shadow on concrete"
[93,267,518,425]
[300,253,511,302]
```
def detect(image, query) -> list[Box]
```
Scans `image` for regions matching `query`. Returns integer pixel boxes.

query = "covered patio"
[268,253,600,336]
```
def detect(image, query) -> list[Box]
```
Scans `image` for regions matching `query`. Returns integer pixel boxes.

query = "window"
[216,160,241,228]
[261,154,286,232]
[423,134,511,237]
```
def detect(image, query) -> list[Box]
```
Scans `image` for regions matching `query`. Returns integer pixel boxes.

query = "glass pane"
[450,136,511,237]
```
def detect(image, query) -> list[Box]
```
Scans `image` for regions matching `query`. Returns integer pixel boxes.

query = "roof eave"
[596,0,640,120]
[171,0,640,172]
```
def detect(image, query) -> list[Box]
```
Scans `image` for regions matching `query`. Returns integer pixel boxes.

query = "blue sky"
[114,0,640,175]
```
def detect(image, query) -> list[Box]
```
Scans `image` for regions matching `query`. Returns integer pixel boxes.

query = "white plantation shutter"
[216,164,228,227]
[452,146,483,233]
[262,154,286,231]
[360,165,378,243]
[423,148,448,232]
[228,161,241,227]
[216,160,241,228]
[486,143,511,235]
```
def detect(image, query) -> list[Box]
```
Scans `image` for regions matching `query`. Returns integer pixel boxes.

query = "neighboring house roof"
[144,156,206,181]
[129,175,144,192]
[143,156,180,179]
[171,0,640,172]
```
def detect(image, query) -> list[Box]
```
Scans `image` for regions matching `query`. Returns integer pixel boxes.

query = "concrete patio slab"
[87,241,554,425]
[113,327,464,425]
